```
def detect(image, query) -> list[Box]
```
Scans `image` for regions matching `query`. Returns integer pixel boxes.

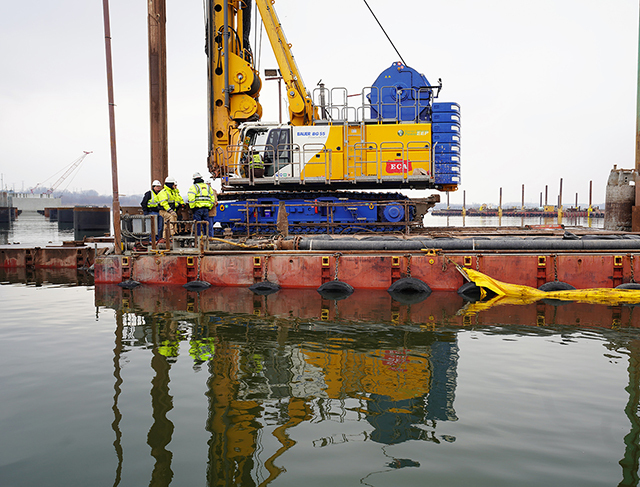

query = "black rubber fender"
[388,277,431,295]
[387,278,431,305]
[183,280,211,291]
[249,281,281,295]
[388,290,430,305]
[457,281,482,302]
[538,281,575,291]
[317,280,354,300]
[118,279,141,289]
[457,281,499,303]
[614,283,640,307]
[616,283,640,290]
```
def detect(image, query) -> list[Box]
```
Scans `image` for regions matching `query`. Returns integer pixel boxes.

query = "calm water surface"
[425,213,604,229]
[0,211,635,487]
[0,211,74,246]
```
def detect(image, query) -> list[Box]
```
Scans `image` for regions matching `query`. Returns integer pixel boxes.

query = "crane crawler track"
[213,191,439,236]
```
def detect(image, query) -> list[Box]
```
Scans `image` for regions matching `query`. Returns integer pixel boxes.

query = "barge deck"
[4,227,640,294]
[93,227,640,292]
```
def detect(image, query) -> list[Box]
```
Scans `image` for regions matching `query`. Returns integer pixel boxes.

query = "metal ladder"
[344,122,365,179]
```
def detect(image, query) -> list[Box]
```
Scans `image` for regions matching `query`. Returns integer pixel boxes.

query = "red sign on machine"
[386,159,413,174]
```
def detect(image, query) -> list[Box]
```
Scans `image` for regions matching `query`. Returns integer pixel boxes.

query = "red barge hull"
[94,250,640,291]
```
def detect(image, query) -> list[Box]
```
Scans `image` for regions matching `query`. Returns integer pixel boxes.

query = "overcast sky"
[1,0,638,206]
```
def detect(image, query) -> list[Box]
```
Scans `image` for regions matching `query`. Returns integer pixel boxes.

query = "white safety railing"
[220,137,433,185]
[313,85,433,124]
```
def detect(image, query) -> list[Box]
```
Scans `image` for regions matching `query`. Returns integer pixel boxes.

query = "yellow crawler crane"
[205,0,460,234]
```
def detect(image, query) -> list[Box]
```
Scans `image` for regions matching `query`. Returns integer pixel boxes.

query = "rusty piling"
[635,4,640,231]
[148,0,168,184]
[102,0,122,254]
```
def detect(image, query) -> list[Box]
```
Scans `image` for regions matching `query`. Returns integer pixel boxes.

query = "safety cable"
[362,0,407,65]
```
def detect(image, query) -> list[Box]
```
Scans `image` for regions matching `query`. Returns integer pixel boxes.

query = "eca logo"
[386,159,413,173]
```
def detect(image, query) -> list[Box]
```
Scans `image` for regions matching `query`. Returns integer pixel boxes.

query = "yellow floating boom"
[459,266,640,308]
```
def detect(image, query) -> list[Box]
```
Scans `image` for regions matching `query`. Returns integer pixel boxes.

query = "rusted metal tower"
[101,0,122,254]
[634,3,640,231]
[148,0,168,185]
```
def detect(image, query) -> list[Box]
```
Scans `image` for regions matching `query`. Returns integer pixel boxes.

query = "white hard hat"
[165,176,176,184]
[152,179,161,186]
[192,172,202,179]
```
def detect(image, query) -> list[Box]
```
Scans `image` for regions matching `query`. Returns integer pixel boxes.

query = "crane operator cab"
[236,124,295,179]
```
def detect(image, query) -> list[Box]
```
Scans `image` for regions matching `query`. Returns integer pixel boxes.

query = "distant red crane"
[31,151,92,195]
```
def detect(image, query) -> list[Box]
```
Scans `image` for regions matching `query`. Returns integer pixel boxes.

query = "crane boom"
[254,0,316,126]
[205,0,262,178]
[205,0,318,178]
[46,151,92,195]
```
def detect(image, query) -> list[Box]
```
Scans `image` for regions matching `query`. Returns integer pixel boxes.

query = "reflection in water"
[364,338,458,446]
[205,337,262,487]
[619,339,640,487]
[112,312,124,487]
[203,326,457,487]
[111,310,179,487]
[0,266,94,287]
[148,315,175,487]
[92,284,640,486]
[0,222,10,244]
[93,283,640,330]
[99,286,460,486]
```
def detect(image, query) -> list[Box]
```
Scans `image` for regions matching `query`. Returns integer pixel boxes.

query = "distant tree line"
[53,189,143,208]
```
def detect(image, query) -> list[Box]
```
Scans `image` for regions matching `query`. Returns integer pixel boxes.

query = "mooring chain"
[442,256,448,273]
[263,254,270,281]
[631,254,636,283]
[196,253,202,281]
[553,254,558,281]
[476,254,480,271]
[334,252,342,281]
[405,254,412,278]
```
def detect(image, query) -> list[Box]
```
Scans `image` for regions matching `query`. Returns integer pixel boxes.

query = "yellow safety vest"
[250,154,264,169]
[147,190,161,209]
[158,185,184,211]
[188,182,216,209]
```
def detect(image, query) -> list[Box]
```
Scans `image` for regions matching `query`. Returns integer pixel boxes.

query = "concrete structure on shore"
[0,191,17,223]
[0,191,12,208]
[9,193,61,212]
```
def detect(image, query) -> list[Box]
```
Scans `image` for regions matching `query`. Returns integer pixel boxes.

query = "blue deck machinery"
[368,62,461,189]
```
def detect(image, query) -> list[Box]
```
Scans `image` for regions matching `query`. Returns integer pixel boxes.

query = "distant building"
[9,192,62,211]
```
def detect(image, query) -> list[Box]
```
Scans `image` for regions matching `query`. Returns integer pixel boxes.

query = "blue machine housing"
[369,62,433,122]
[367,63,462,187]
[214,196,413,234]
[432,102,461,185]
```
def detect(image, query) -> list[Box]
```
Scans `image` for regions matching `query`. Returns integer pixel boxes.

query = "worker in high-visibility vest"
[157,176,184,242]
[187,172,217,236]
[249,151,265,179]
[140,179,163,241]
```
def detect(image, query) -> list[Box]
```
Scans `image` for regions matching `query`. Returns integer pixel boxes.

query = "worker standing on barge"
[158,176,184,243]
[187,172,217,236]
[140,179,163,241]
